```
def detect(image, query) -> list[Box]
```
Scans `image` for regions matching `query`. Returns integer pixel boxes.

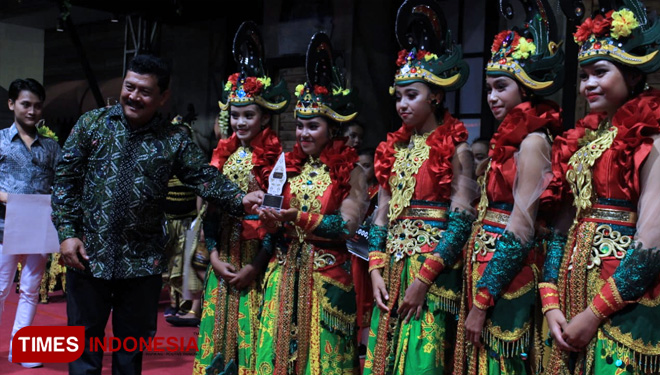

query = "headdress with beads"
[294,32,360,123]
[487,0,564,96]
[218,21,291,114]
[572,0,660,73]
[391,0,469,92]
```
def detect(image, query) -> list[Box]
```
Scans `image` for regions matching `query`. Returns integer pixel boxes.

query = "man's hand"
[0,191,7,204]
[243,191,264,214]
[397,278,430,323]
[370,269,389,313]
[59,238,88,270]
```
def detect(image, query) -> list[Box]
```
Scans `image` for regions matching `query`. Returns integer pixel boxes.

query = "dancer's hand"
[465,306,487,348]
[370,269,389,312]
[562,308,602,349]
[397,278,429,323]
[59,238,88,270]
[210,251,237,281]
[545,309,578,351]
[229,264,258,290]
[259,207,298,222]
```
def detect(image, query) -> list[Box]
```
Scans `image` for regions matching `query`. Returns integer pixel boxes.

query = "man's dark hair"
[8,78,46,102]
[358,147,375,157]
[126,54,172,93]
[472,137,490,146]
[341,121,364,135]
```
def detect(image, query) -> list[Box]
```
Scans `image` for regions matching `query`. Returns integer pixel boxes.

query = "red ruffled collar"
[611,88,660,143]
[209,128,282,189]
[374,110,467,193]
[488,100,562,163]
[285,138,357,199]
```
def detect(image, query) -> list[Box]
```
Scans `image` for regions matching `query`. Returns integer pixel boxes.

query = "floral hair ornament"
[294,32,360,123]
[391,0,469,93]
[36,120,58,142]
[572,0,660,73]
[487,0,564,96]
[219,21,290,114]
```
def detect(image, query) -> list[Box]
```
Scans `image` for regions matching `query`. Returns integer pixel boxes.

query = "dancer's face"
[394,82,442,129]
[486,76,523,121]
[343,124,364,148]
[296,117,330,157]
[579,60,634,117]
[230,104,270,146]
[472,141,488,167]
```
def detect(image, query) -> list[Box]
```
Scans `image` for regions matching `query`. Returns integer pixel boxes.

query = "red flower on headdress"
[593,11,613,34]
[396,49,409,66]
[242,76,263,95]
[313,85,329,96]
[227,73,240,87]
[574,11,614,43]
[491,30,520,54]
[573,18,593,43]
[416,49,432,61]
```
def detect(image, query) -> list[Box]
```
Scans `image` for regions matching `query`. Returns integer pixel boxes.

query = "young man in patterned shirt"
[0,78,61,369]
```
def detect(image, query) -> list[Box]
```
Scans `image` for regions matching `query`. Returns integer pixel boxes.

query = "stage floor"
[0,284,197,374]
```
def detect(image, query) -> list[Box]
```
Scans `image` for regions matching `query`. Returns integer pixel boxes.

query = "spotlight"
[111,13,119,23]
[56,16,64,32]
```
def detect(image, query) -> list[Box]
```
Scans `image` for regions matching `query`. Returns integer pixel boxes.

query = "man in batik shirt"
[51,54,262,375]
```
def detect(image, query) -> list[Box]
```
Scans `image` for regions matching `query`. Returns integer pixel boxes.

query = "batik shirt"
[0,124,61,243]
[51,104,245,280]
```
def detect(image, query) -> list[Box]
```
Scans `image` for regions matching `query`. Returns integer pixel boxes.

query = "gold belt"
[482,208,510,227]
[399,205,448,220]
[472,208,510,261]
[583,206,636,269]
[584,206,637,225]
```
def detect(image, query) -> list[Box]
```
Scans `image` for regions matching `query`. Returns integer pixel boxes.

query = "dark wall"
[38,1,478,151]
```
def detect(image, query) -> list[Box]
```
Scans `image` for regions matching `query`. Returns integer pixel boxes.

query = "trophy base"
[261,194,283,210]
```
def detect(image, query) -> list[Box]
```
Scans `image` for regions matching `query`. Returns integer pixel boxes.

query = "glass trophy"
[261,152,286,210]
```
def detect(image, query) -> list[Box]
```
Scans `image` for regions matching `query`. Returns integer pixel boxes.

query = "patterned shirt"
[0,124,61,243]
[51,104,245,280]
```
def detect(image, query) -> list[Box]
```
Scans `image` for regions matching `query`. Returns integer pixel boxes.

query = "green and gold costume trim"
[541,231,567,285]
[475,231,534,304]
[547,120,660,375]
[418,210,474,284]
[194,146,262,375]
[223,147,254,192]
[566,122,617,215]
[288,157,332,241]
[460,153,544,374]
[387,132,431,222]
